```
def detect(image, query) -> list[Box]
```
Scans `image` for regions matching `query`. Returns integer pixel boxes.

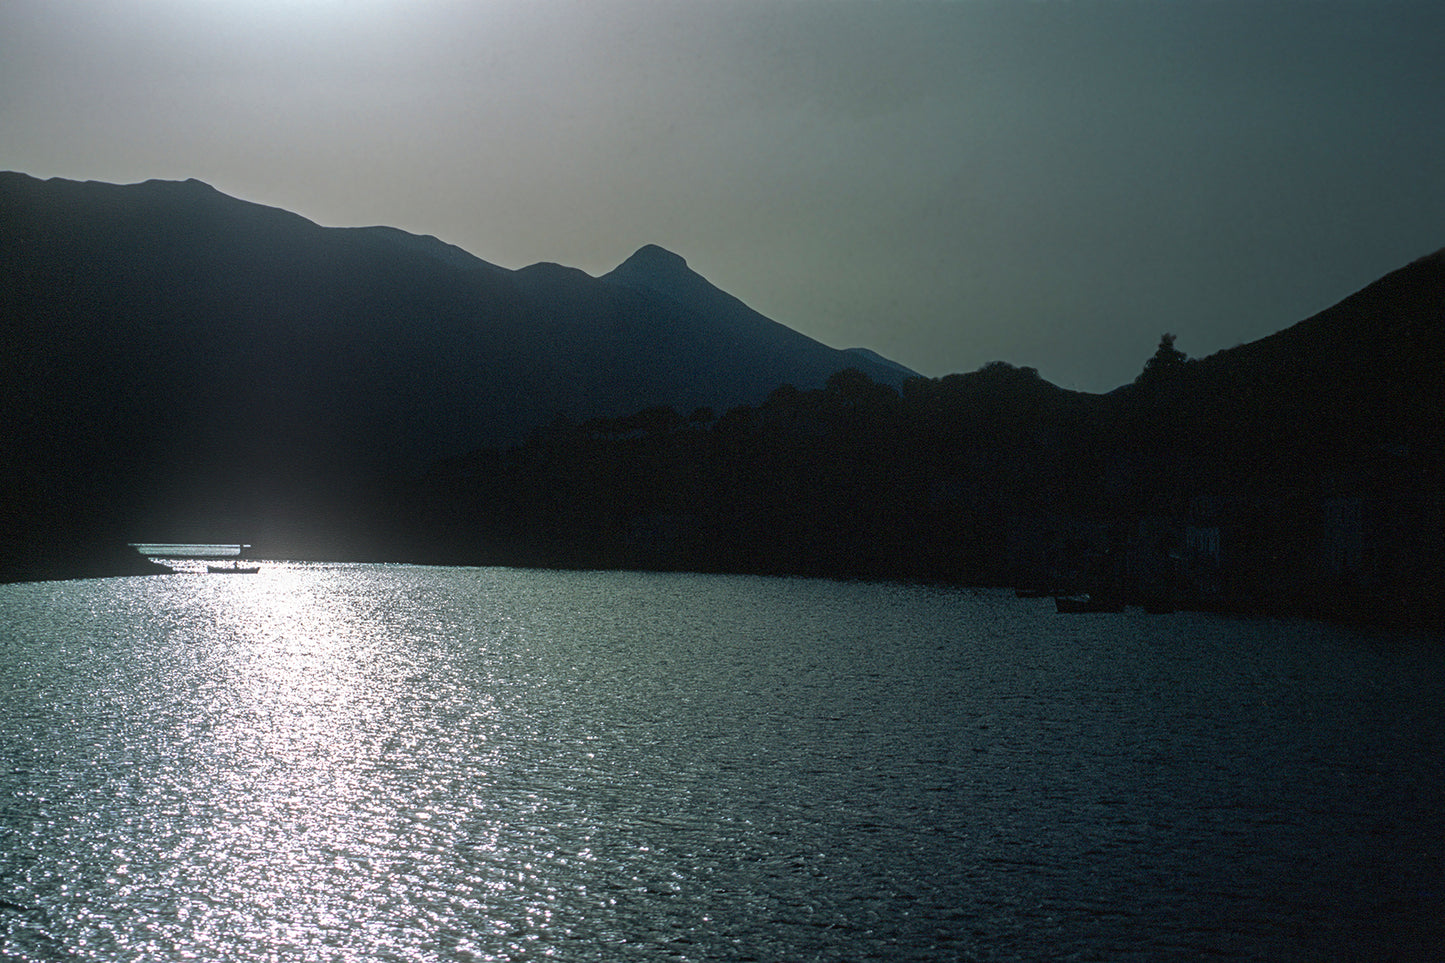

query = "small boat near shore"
[1054,593,1124,614]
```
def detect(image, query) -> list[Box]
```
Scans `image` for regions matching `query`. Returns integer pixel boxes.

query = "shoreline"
[5,545,1437,636]
[0,539,175,585]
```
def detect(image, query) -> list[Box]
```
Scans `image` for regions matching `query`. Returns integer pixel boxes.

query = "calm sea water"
[2,565,1442,961]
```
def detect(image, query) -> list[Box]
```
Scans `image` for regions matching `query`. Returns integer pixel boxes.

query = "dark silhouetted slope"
[412,247,1445,627]
[1108,246,1445,493]
[597,244,909,411]
[0,173,913,556]
[6,172,1440,615]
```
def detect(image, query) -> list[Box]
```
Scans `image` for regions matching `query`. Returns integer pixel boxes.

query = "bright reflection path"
[191,565,406,955]
[2,566,1442,961]
[171,564,523,961]
[1,564,533,961]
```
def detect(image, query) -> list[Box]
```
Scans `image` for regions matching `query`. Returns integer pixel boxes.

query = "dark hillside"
[1109,247,1445,494]
[4,173,1439,623]
[1,173,912,560]
[408,246,1445,628]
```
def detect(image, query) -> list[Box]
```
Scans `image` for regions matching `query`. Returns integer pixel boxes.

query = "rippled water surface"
[2,565,1443,961]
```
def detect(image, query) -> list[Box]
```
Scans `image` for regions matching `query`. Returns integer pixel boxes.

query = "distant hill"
[4,171,1441,616]
[1109,245,1445,492]
[0,173,913,548]
[1192,246,1445,452]
[405,247,1445,625]
[1207,247,1445,373]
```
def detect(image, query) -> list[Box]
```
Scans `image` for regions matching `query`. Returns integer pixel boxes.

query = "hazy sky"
[4,0,1443,392]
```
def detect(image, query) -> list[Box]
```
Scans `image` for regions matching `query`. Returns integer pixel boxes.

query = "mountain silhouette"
[1192,246,1445,451]
[408,245,1444,625]
[1108,245,1445,491]
[1,173,913,548]
[5,171,1441,618]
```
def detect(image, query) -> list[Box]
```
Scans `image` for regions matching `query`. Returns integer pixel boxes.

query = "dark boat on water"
[207,545,258,574]
[1054,594,1125,614]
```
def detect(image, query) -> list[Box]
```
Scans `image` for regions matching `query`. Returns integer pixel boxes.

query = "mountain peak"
[601,245,699,302]
[137,176,219,194]
[618,244,689,273]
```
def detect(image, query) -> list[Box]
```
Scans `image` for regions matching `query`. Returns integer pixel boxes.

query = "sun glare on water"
[178,564,435,957]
